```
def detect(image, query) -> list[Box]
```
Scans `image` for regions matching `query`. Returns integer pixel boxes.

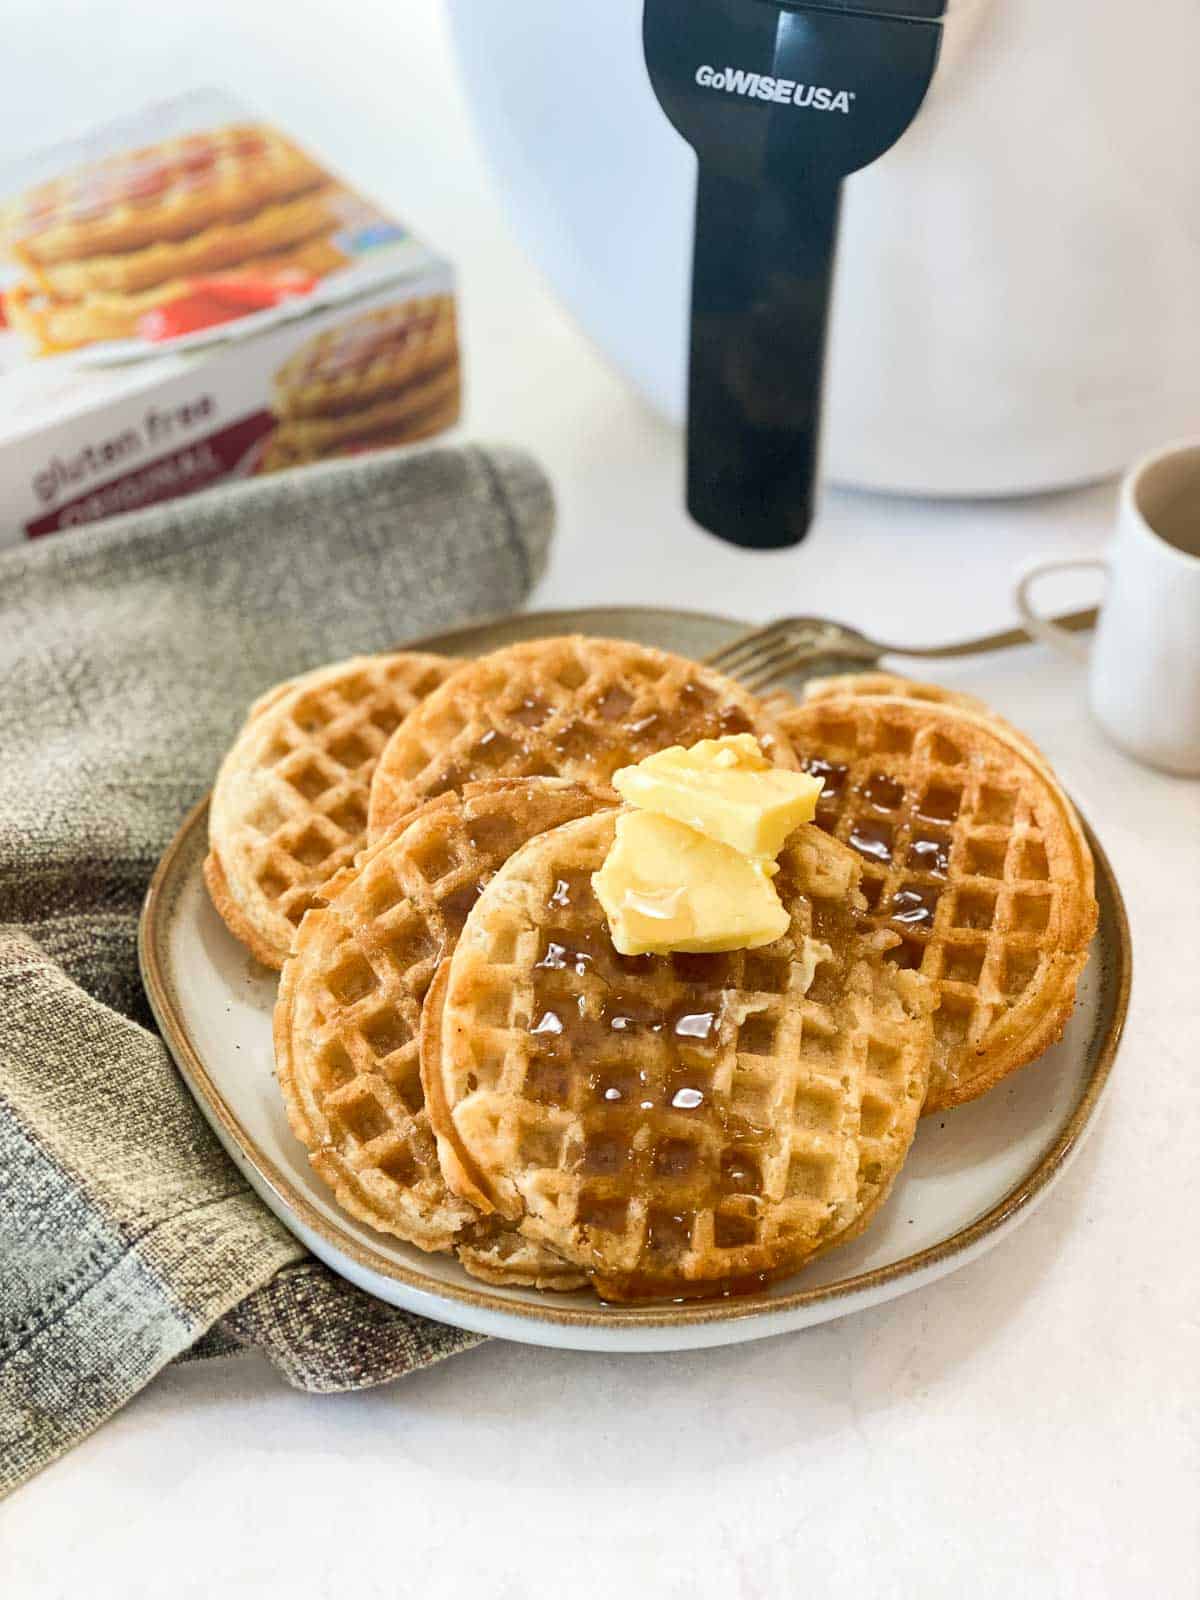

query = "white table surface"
[2,5,1198,1594]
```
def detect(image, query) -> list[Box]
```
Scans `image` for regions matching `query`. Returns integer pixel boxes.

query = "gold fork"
[704,607,1098,693]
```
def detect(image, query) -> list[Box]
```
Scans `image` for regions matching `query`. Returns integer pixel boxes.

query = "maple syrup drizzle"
[889,885,939,929]
[908,835,950,876]
[803,756,849,798]
[673,1010,717,1041]
[917,785,962,824]
[848,818,895,865]
[304,310,442,382]
[536,940,593,977]
[862,772,905,810]
[594,1270,773,1305]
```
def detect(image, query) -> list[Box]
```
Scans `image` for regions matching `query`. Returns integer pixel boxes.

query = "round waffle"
[802,672,1046,764]
[275,779,612,1283]
[3,124,327,265]
[272,296,460,419]
[206,652,457,969]
[258,391,461,474]
[423,811,933,1300]
[263,361,462,467]
[805,672,994,715]
[779,694,1097,1112]
[367,636,798,842]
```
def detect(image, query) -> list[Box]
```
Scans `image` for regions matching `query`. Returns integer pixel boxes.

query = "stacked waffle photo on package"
[0,90,464,542]
[203,636,1098,1302]
[0,93,391,355]
[262,294,461,472]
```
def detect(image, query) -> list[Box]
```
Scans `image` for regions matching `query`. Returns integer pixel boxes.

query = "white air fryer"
[446,0,1200,522]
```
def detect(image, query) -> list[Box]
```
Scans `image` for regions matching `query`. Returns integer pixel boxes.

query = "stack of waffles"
[2,123,349,353]
[204,635,1097,1301]
[261,295,461,473]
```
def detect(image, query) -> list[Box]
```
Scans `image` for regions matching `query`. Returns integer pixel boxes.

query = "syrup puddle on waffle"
[239,641,1099,1305]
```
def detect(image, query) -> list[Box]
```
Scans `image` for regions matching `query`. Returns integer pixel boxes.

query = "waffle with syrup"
[367,635,798,842]
[273,296,459,419]
[275,779,612,1284]
[25,187,339,300]
[1,122,350,354]
[261,296,462,471]
[779,693,1097,1112]
[206,651,457,969]
[260,368,461,471]
[2,123,327,267]
[422,810,934,1301]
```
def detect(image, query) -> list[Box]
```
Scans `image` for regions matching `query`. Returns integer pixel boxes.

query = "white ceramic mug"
[1016,440,1200,776]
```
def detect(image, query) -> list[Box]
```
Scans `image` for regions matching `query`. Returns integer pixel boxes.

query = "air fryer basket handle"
[643,0,946,549]
[687,167,842,550]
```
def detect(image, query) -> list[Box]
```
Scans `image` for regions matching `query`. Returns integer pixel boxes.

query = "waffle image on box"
[0,89,460,544]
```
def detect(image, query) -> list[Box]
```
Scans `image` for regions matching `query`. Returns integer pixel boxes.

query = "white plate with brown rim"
[138,606,1130,1352]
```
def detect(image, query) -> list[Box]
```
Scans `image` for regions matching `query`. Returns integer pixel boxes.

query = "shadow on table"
[308,1103,1110,1486]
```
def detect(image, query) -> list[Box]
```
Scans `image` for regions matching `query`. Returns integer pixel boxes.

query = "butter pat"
[612,734,823,861]
[592,811,789,957]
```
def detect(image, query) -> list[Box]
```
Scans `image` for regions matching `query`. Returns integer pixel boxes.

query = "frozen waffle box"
[0,89,460,543]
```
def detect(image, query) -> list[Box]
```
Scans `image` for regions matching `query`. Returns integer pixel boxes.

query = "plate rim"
[138,605,1132,1333]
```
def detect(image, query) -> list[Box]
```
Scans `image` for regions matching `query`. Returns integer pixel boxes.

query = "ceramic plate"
[139,606,1130,1352]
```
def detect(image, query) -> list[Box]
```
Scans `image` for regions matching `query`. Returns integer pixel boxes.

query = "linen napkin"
[0,443,554,1497]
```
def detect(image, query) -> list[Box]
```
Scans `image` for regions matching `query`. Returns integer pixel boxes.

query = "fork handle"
[883,606,1100,660]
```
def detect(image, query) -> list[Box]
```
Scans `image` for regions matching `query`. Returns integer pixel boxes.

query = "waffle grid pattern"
[804,672,991,714]
[801,672,1045,764]
[781,695,1096,1109]
[207,652,456,967]
[268,364,462,460]
[434,813,933,1297]
[275,781,606,1279]
[273,296,459,418]
[368,636,798,841]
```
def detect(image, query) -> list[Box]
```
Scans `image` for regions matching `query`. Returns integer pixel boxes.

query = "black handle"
[687,166,842,550]
[643,0,946,552]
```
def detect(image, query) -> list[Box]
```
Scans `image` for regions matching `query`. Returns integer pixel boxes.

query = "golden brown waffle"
[368,636,798,843]
[6,234,347,354]
[802,672,1045,763]
[275,779,612,1282]
[262,361,461,469]
[780,694,1097,1112]
[424,811,933,1300]
[762,676,993,727]
[26,187,339,299]
[805,673,993,715]
[206,652,457,969]
[272,296,460,419]
[3,124,327,266]
[258,395,461,474]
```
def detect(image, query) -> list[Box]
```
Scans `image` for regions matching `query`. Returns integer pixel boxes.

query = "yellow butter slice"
[613,733,822,862]
[592,810,789,957]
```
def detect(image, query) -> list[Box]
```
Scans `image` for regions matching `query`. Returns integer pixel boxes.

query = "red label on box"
[25,411,274,537]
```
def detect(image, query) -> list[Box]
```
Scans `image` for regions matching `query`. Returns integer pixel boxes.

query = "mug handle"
[1015,558,1108,662]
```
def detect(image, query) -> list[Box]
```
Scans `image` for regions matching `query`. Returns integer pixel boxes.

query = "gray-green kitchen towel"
[0,443,555,1497]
